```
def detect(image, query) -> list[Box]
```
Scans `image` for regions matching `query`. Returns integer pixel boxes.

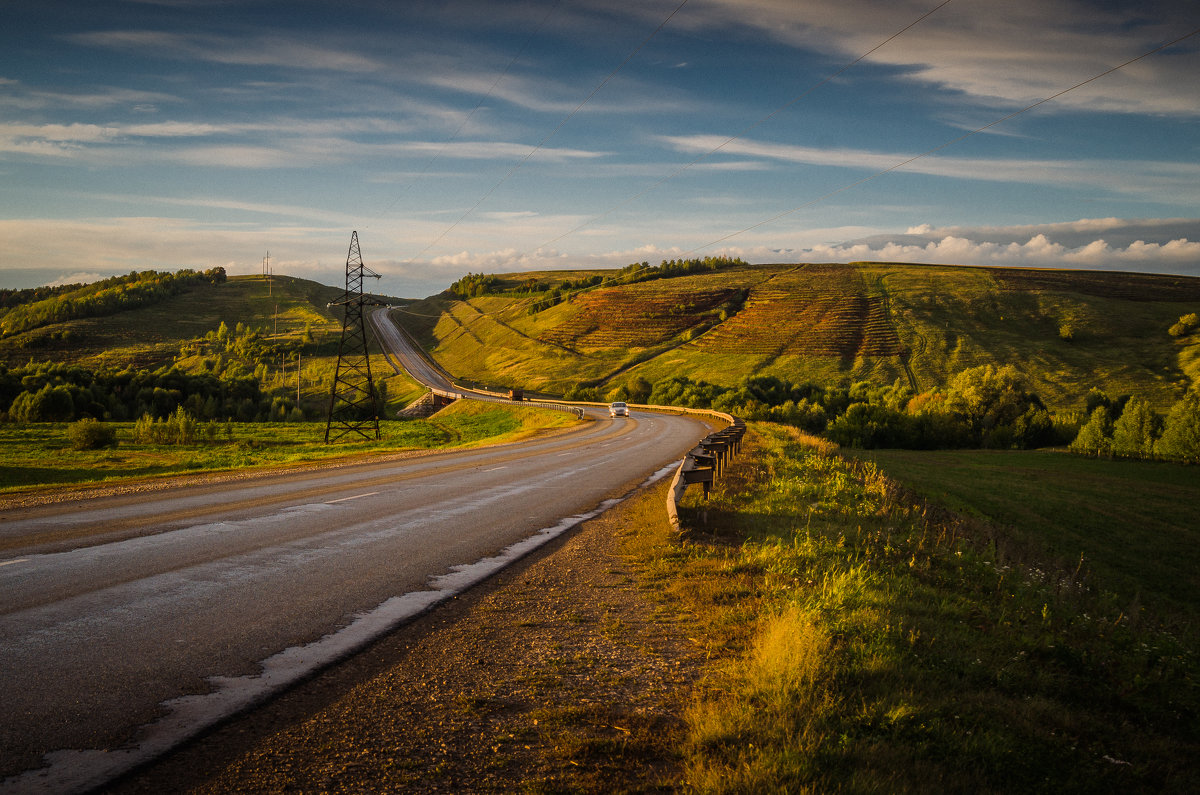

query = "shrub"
[67,418,117,450]
[133,406,199,445]
[1167,312,1198,338]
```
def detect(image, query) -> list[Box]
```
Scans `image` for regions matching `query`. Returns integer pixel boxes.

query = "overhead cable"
[685,24,1200,256]
[535,0,957,251]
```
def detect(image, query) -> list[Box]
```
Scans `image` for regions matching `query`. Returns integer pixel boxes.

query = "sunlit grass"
[638,424,1197,792]
[0,400,579,494]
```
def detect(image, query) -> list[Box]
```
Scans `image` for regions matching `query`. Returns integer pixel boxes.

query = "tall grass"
[655,424,1197,793]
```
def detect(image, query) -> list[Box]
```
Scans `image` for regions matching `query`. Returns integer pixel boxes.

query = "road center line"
[324,492,380,505]
[483,466,508,472]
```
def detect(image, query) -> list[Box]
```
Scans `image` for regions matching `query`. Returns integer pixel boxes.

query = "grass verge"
[648,424,1197,792]
[0,400,580,494]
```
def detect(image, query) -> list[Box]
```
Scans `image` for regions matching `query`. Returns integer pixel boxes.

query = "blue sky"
[2,0,1198,297]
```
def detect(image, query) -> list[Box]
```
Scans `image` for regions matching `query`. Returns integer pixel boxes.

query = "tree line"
[2,361,266,424]
[449,257,748,307]
[569,364,1200,462]
[1069,389,1200,462]
[0,267,226,338]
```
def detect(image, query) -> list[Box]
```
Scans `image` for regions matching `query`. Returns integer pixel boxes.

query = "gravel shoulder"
[106,477,702,793]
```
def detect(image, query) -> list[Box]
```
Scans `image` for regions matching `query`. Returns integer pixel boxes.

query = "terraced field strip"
[539,285,738,349]
[695,264,905,358]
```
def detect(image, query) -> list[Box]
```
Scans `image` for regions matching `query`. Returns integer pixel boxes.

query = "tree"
[944,364,1050,448]
[1111,398,1161,458]
[1155,391,1200,463]
[10,383,75,422]
[1070,407,1113,457]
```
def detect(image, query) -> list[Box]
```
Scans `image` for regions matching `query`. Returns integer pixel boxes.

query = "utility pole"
[324,231,383,442]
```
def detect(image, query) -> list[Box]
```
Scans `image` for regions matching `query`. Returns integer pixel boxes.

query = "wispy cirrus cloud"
[69,30,386,73]
[658,134,1200,201]
[678,0,1200,116]
[0,114,607,169]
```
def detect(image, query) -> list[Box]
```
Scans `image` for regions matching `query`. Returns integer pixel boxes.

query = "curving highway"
[0,311,713,793]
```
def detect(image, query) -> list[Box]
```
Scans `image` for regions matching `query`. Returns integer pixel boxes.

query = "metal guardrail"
[430,387,585,420]
[665,415,746,533]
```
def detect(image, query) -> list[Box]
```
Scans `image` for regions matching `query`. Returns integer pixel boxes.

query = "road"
[368,307,458,393]
[0,311,714,793]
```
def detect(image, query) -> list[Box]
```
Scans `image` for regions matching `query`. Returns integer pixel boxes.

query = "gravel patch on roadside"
[107,478,702,793]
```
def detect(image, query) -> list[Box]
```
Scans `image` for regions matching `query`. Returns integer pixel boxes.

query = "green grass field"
[644,424,1197,792]
[0,401,580,496]
[844,447,1200,613]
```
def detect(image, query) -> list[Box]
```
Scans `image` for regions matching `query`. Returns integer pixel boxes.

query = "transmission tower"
[325,230,383,443]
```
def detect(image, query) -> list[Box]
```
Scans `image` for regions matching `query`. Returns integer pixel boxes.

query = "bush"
[1168,312,1198,338]
[67,418,117,450]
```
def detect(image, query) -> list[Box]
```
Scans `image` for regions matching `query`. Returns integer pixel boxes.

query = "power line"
[400,0,691,266]
[683,24,1200,257]
[535,0,957,252]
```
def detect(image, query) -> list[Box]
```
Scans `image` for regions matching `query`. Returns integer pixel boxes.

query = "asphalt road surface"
[0,312,714,793]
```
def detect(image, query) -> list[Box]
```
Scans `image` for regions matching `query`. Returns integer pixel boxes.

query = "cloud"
[47,271,104,287]
[679,0,1200,116]
[70,30,385,73]
[0,117,609,170]
[658,134,1200,201]
[743,217,1200,275]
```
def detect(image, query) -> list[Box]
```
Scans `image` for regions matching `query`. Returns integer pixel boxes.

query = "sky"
[1,0,1199,298]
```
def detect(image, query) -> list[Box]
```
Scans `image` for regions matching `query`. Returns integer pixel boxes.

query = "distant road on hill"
[369,306,459,393]
[0,320,712,792]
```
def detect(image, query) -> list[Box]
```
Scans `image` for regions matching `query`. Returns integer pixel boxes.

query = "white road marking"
[1,558,29,567]
[324,492,380,505]
[483,466,507,472]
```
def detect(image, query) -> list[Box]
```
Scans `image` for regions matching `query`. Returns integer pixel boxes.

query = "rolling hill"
[3,263,1197,419]
[392,261,1200,413]
[0,274,426,415]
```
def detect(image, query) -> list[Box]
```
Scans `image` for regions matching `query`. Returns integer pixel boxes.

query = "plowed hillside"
[391,262,1200,412]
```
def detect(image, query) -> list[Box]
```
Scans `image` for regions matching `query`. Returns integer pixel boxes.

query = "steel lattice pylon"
[325,231,383,443]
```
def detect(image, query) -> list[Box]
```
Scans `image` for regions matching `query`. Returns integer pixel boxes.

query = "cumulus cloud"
[3,214,1197,300]
[748,217,1200,275]
[47,271,104,287]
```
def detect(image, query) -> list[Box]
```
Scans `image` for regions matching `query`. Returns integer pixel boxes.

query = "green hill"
[0,274,425,417]
[393,262,1200,413]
